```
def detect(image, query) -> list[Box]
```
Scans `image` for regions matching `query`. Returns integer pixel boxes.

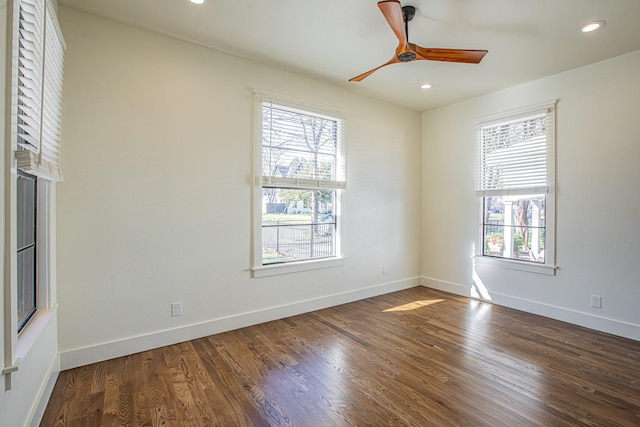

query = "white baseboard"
[28,353,60,427]
[60,277,421,370]
[421,276,640,342]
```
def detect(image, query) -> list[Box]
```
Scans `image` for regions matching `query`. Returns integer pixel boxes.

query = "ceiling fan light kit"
[350,0,488,82]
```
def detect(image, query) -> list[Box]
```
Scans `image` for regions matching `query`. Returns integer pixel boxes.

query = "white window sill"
[17,305,58,361]
[474,255,557,276]
[252,257,345,278]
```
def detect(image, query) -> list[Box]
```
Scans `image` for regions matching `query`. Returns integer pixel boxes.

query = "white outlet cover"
[171,302,183,316]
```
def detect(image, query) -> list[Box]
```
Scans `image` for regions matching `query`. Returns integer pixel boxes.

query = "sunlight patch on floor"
[383,299,445,312]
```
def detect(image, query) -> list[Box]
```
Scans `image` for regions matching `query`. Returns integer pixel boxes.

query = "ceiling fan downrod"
[398,6,416,62]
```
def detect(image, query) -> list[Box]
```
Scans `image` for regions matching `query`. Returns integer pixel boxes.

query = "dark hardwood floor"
[41,287,640,426]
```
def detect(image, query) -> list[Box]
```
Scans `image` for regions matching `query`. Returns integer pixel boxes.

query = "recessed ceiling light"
[581,20,606,33]
[190,0,205,4]
[421,83,432,90]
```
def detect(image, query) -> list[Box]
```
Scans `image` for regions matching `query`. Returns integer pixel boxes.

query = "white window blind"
[476,103,556,197]
[16,0,44,152]
[261,100,346,189]
[40,2,65,172]
[15,0,66,182]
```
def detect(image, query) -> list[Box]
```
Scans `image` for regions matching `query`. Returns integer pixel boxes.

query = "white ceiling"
[58,0,640,112]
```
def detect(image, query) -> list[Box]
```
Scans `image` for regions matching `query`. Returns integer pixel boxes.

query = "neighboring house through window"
[475,101,557,274]
[253,94,346,277]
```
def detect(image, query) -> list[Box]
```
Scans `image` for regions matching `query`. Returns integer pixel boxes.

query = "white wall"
[422,49,640,340]
[0,317,59,427]
[56,8,422,368]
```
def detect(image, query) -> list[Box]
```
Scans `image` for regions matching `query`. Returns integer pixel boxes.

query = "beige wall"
[56,7,422,367]
[422,49,640,340]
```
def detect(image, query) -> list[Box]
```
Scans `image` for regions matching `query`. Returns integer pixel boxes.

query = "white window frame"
[251,92,346,277]
[16,178,58,357]
[474,100,557,276]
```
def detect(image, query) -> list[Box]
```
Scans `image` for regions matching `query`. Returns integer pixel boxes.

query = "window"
[17,172,38,332]
[14,0,63,328]
[253,95,346,275]
[476,101,556,271]
[3,0,64,388]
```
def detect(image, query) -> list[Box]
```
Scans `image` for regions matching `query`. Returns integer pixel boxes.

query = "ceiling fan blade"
[413,45,488,64]
[378,0,407,48]
[349,56,400,82]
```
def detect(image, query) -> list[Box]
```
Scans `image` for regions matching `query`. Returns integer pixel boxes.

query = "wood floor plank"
[101,373,119,426]
[41,288,640,426]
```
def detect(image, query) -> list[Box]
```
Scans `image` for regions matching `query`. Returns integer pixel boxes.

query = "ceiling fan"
[349,0,488,82]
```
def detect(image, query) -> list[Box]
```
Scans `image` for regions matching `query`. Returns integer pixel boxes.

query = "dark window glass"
[17,172,37,331]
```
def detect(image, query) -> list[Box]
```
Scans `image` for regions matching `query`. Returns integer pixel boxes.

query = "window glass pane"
[18,246,37,330]
[262,148,336,181]
[17,172,37,331]
[17,173,37,249]
[262,188,335,264]
[483,195,545,263]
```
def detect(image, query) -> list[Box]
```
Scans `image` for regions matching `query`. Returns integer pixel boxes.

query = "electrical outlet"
[171,302,183,317]
[590,295,602,309]
[383,266,388,275]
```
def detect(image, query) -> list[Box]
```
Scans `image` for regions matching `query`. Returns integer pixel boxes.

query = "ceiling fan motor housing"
[398,51,417,62]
